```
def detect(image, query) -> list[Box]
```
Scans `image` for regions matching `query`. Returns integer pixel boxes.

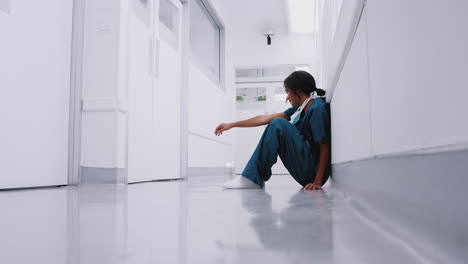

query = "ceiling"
[209,0,319,67]
[212,0,291,36]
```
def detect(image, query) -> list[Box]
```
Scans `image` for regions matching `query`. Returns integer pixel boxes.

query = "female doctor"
[214,71,331,191]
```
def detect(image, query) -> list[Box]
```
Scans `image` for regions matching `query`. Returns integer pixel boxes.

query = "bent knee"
[269,117,289,127]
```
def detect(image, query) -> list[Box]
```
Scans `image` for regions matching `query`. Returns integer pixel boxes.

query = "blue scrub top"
[283,97,331,162]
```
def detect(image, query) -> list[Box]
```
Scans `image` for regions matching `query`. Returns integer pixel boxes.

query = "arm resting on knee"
[215,113,288,136]
[233,113,289,128]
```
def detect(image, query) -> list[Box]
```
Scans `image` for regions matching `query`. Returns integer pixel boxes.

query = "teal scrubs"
[242,97,331,188]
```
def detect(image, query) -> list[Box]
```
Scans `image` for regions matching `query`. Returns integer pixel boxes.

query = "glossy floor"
[0,175,423,264]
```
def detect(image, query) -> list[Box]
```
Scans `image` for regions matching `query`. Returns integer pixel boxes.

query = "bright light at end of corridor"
[286,0,319,34]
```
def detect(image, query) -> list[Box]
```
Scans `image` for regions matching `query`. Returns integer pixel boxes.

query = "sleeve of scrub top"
[283,107,296,118]
[309,107,331,143]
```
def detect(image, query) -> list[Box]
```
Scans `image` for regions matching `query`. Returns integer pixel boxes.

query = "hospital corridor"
[1,0,467,263]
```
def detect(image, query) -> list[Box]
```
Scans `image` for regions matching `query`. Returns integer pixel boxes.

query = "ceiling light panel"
[287,0,319,34]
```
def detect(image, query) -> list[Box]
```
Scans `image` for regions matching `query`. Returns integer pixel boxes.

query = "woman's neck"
[303,99,314,113]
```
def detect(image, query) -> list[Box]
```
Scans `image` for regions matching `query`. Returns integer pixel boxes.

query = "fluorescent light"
[286,0,319,34]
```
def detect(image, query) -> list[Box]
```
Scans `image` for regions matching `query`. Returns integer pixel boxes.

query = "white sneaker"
[222,175,261,189]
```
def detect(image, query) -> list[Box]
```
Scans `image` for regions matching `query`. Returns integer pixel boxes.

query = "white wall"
[328,0,468,163]
[186,0,236,169]
[0,0,73,188]
[366,0,468,156]
[188,64,235,168]
[330,8,372,163]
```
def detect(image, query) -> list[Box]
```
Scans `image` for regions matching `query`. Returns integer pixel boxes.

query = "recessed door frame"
[68,0,86,185]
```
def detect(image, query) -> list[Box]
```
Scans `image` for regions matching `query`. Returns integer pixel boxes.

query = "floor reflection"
[241,190,333,263]
[0,176,423,264]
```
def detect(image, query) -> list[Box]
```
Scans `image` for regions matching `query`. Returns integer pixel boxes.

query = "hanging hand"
[214,123,233,136]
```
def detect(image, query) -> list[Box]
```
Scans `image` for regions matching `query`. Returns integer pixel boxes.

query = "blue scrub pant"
[242,118,316,188]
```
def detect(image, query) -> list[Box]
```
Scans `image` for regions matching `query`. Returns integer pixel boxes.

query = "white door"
[128,0,158,183]
[128,0,183,182]
[235,82,291,175]
[154,0,182,179]
[0,0,73,189]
